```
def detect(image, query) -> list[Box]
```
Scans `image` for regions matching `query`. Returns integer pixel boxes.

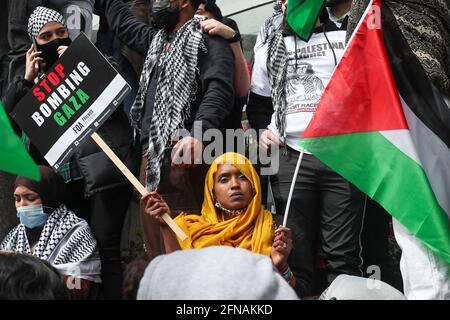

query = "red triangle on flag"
[302,0,408,139]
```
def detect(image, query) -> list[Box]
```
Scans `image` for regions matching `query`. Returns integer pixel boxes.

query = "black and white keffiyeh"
[267,31,288,143]
[255,0,283,50]
[0,205,101,282]
[27,6,66,39]
[130,17,207,192]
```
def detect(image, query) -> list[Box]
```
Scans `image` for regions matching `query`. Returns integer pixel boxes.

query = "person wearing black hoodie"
[247,0,365,298]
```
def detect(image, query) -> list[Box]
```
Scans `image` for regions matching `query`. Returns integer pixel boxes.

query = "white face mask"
[16,204,49,229]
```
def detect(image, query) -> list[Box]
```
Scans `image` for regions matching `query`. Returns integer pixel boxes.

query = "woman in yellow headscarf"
[142,152,295,286]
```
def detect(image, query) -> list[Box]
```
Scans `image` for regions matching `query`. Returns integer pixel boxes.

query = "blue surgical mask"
[16,204,49,229]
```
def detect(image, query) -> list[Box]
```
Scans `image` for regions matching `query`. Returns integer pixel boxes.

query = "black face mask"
[151,0,180,31]
[36,37,72,70]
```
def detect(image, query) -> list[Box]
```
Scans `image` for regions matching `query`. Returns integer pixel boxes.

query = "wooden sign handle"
[90,132,187,240]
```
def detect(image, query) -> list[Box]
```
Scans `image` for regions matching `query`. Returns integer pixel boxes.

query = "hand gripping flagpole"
[90,132,187,240]
[282,147,305,227]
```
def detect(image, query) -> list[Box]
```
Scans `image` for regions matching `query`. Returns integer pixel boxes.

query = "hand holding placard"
[90,132,187,240]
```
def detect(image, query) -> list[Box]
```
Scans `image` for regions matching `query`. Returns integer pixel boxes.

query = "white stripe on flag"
[400,96,450,217]
[380,129,420,165]
[45,74,127,166]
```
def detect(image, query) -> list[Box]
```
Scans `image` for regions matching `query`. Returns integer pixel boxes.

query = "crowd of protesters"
[0,0,449,300]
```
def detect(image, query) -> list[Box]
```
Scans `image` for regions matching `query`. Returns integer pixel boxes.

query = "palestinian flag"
[0,102,39,180]
[287,0,326,42]
[300,0,450,263]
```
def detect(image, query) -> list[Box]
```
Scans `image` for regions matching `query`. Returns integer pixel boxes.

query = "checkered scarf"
[273,0,283,14]
[267,31,288,142]
[27,6,66,39]
[255,1,283,50]
[0,205,99,271]
[130,17,206,192]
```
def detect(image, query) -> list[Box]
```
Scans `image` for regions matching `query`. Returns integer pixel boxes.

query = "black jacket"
[101,0,235,136]
[2,76,139,197]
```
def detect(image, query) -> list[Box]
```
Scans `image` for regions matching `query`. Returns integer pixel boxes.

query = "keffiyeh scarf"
[267,31,288,143]
[0,205,101,282]
[27,6,66,38]
[255,0,283,50]
[130,17,206,192]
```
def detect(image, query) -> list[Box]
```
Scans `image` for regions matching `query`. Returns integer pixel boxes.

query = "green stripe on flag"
[287,0,326,42]
[301,132,450,263]
[0,102,40,180]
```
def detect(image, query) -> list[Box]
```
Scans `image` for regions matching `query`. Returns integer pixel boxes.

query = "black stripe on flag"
[382,3,450,149]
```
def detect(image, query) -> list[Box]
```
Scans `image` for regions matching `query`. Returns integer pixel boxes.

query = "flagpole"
[282,148,304,227]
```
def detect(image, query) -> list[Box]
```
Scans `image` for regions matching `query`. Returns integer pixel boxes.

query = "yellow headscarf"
[174,153,274,256]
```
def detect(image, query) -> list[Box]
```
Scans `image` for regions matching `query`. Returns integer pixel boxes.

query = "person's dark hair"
[200,0,223,22]
[191,0,201,11]
[0,253,69,300]
[122,255,152,300]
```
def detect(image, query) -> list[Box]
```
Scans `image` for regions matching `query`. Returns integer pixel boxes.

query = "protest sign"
[11,33,130,169]
[10,33,187,240]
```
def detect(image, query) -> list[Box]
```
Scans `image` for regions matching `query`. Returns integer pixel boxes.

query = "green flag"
[0,101,40,180]
[287,0,326,42]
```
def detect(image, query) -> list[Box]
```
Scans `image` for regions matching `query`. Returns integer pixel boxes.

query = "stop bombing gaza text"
[31,62,91,127]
